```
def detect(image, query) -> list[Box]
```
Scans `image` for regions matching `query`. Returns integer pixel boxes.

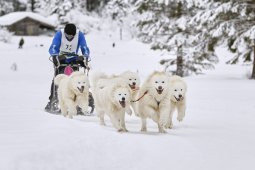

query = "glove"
[77,55,84,62]
[58,55,66,61]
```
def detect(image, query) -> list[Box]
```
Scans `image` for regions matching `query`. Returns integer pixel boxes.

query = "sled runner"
[45,53,94,116]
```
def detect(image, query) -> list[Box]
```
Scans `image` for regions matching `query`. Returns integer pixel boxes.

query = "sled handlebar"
[58,53,91,62]
[49,55,90,68]
[49,53,91,63]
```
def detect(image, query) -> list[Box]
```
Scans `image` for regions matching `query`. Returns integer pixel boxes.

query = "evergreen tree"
[0,27,13,43]
[34,0,80,24]
[192,0,255,78]
[12,0,26,12]
[102,0,133,40]
[0,0,14,15]
[104,0,129,20]
[86,0,107,12]
[31,0,35,11]
[34,0,60,16]
[135,0,218,76]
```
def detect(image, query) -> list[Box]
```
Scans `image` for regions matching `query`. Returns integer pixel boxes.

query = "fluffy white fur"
[54,71,89,119]
[119,71,140,91]
[118,71,140,115]
[91,72,132,132]
[93,71,140,116]
[134,71,171,133]
[165,75,187,129]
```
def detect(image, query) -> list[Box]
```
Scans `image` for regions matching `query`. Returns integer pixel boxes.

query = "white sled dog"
[119,71,140,115]
[165,75,187,129]
[54,71,89,118]
[134,71,171,133]
[93,71,140,116]
[91,72,132,132]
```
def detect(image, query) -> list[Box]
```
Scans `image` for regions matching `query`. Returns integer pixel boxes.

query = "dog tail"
[54,74,68,86]
[91,72,108,87]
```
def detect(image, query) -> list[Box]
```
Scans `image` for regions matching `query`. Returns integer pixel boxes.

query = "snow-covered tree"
[0,27,13,43]
[0,0,14,15]
[13,0,26,12]
[135,0,218,76]
[191,0,255,78]
[34,0,84,24]
[103,0,130,20]
[34,0,101,33]
[86,0,107,12]
[102,0,132,40]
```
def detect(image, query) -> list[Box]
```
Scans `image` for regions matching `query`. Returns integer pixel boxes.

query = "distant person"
[45,23,90,112]
[112,42,115,48]
[18,37,24,49]
[10,62,17,71]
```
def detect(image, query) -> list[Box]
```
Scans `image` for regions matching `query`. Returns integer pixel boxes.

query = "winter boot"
[45,99,60,114]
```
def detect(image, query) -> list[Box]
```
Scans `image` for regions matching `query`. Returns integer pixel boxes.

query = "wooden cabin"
[0,12,56,35]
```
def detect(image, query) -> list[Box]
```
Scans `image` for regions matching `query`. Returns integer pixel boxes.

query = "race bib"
[59,29,79,54]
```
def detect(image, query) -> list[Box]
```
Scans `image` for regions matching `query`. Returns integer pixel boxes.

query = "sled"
[45,53,95,116]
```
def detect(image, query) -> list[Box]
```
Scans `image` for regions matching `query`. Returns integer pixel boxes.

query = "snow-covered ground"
[0,33,255,170]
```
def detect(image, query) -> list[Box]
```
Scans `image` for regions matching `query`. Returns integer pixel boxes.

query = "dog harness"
[131,90,148,102]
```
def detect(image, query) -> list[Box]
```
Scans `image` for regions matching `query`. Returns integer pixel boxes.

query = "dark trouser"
[48,66,65,102]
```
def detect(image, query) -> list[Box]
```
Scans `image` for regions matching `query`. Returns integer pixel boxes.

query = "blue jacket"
[49,30,90,62]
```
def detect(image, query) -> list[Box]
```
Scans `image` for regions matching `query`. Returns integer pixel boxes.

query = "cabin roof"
[0,12,56,28]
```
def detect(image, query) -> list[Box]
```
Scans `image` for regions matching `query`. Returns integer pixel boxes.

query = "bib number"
[66,45,72,51]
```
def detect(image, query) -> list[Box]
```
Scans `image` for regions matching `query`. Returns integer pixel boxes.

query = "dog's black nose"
[179,94,182,98]
[158,86,162,90]
[81,86,84,89]
[122,97,125,101]
[132,82,136,85]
